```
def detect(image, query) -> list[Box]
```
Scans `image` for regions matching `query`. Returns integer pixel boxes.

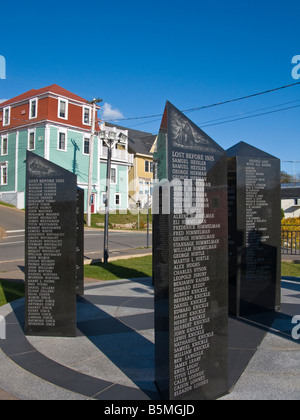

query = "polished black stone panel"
[227,141,281,317]
[25,152,77,337]
[76,188,84,296]
[153,102,228,400]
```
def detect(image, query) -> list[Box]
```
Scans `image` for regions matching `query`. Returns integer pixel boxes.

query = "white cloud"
[0,99,7,104]
[101,103,124,121]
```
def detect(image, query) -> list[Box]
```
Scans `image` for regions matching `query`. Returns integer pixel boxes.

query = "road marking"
[0,241,24,246]
[0,258,24,264]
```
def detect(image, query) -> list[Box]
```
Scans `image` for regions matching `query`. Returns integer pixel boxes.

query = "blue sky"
[0,0,299,174]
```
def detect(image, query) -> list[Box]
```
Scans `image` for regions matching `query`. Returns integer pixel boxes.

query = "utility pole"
[104,142,113,264]
[100,125,128,264]
[87,98,102,227]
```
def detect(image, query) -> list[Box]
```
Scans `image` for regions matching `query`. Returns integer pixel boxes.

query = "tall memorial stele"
[153,102,228,400]
[76,187,84,296]
[25,152,77,337]
[227,141,281,317]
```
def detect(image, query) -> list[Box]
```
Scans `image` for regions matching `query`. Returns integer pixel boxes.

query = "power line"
[2,81,300,132]
[128,99,300,129]
[103,81,300,123]
[200,103,300,128]
[195,99,300,126]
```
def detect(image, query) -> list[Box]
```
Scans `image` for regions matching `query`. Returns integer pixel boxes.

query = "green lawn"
[0,201,16,208]
[84,259,299,281]
[0,280,25,307]
[85,210,152,229]
[84,255,153,281]
[281,262,300,277]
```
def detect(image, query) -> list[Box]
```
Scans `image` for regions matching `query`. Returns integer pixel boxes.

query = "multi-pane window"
[115,194,120,206]
[58,131,67,151]
[145,160,154,173]
[28,131,35,150]
[1,136,8,155]
[111,167,117,184]
[84,138,90,155]
[83,107,91,125]
[58,99,68,119]
[145,182,150,195]
[29,98,38,119]
[139,181,144,195]
[0,164,8,185]
[150,181,154,196]
[3,107,10,126]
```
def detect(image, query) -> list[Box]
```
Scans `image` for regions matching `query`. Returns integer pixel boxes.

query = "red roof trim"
[0,84,88,108]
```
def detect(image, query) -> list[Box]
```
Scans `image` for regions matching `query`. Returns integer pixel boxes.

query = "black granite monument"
[76,187,84,296]
[25,152,77,337]
[227,141,281,317]
[153,102,228,400]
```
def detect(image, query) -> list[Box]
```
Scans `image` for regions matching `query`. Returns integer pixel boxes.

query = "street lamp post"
[86,98,102,227]
[100,126,128,264]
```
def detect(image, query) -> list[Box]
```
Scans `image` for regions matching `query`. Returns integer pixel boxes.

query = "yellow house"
[127,128,157,209]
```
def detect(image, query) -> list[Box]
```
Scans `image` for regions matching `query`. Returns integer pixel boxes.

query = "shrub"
[281,217,300,232]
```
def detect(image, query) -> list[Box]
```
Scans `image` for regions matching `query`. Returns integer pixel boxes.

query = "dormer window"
[3,107,10,126]
[58,98,68,120]
[29,98,38,119]
[83,106,91,125]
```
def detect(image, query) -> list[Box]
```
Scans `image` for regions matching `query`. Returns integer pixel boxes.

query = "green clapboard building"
[0,84,133,212]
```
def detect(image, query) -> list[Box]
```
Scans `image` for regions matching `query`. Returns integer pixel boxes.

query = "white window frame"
[115,193,121,207]
[82,106,91,126]
[29,98,38,119]
[83,137,90,155]
[139,180,144,195]
[145,181,150,196]
[3,106,10,126]
[0,163,8,185]
[110,166,117,185]
[57,128,68,151]
[58,98,68,120]
[28,129,36,151]
[1,135,8,156]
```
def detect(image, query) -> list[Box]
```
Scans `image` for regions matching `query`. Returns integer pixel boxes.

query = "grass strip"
[0,280,25,307]
[84,255,152,281]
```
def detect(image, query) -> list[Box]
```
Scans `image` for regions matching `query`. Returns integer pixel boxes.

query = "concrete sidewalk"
[221,276,300,400]
[0,276,299,400]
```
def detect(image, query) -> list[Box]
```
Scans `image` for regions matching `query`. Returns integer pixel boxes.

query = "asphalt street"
[0,205,25,231]
[0,205,152,274]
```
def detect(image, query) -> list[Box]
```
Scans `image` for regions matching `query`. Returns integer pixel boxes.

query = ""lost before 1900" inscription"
[171,151,220,397]
[25,152,77,337]
[27,178,65,327]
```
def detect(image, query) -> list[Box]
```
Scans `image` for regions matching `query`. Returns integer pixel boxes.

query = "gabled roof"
[0,84,88,108]
[105,122,156,156]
